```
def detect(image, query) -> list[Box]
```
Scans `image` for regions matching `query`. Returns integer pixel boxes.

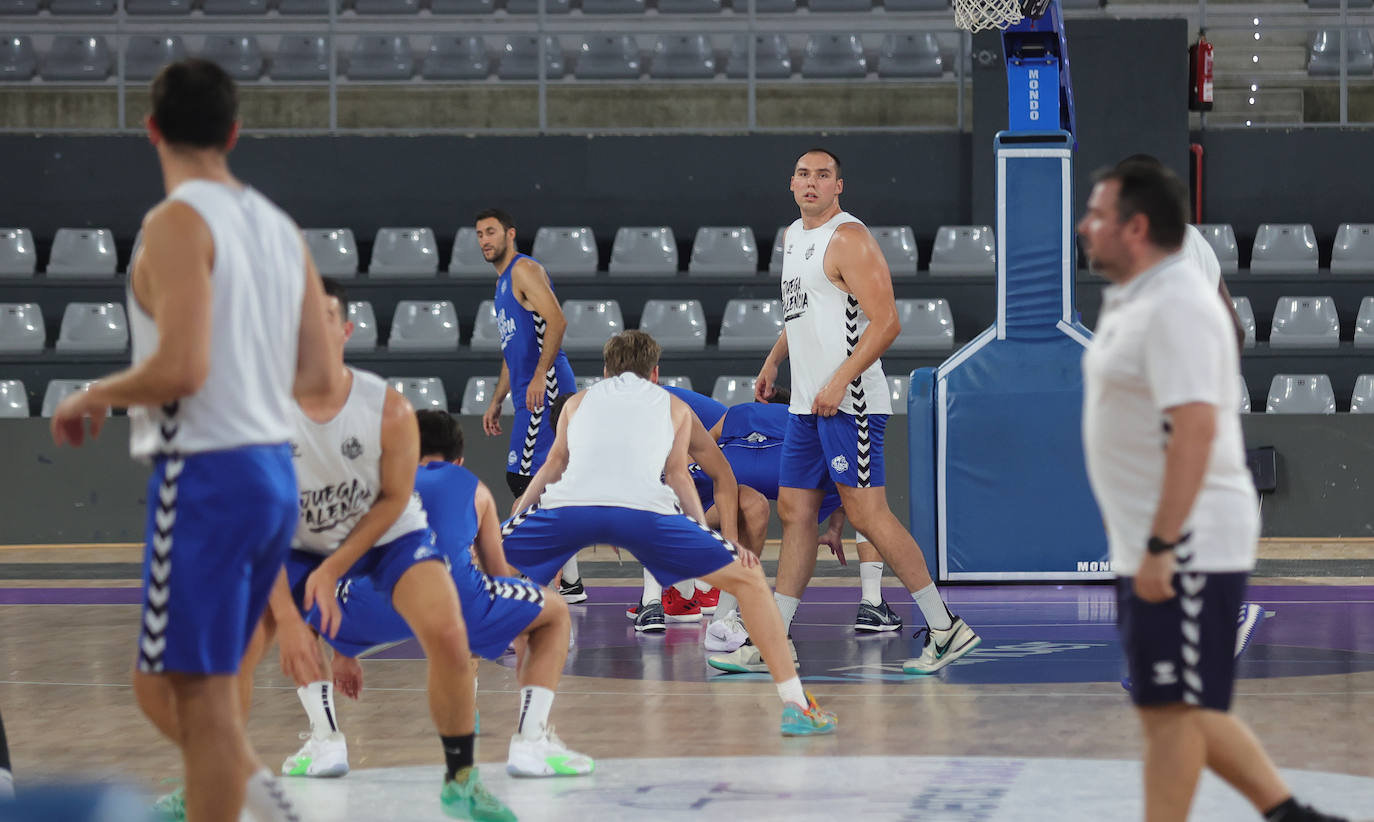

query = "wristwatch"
[1146,533,1191,555]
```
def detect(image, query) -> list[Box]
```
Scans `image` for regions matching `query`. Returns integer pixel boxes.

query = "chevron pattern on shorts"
[501,503,540,538]
[139,401,183,674]
[844,295,873,488]
[484,575,546,605]
[519,313,560,476]
[1175,544,1205,707]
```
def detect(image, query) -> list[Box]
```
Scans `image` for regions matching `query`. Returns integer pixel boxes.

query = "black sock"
[1265,797,1304,822]
[0,708,10,773]
[441,734,475,782]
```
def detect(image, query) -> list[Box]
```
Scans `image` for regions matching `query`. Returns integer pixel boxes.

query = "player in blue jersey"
[474,208,587,604]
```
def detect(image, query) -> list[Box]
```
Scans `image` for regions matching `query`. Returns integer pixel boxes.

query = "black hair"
[150,58,238,150]
[1093,161,1189,251]
[320,276,346,305]
[799,147,842,178]
[474,208,516,233]
[767,385,792,405]
[416,409,464,462]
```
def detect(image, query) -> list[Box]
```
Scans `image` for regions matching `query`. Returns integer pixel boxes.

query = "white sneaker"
[281,731,349,778]
[704,611,749,652]
[706,637,799,674]
[506,726,595,777]
[902,616,981,675]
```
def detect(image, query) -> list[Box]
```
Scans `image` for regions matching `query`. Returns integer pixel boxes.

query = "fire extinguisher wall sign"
[1190,30,1214,111]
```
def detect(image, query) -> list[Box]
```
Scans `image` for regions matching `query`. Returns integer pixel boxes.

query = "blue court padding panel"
[906,366,938,573]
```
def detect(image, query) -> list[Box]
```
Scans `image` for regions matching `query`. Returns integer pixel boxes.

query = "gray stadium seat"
[1196,224,1239,275]
[872,226,918,276]
[56,302,128,352]
[1231,296,1256,348]
[304,228,359,277]
[1351,375,1374,413]
[727,34,793,79]
[423,36,489,80]
[389,377,448,411]
[355,0,419,11]
[1250,224,1318,275]
[42,380,97,417]
[0,229,36,277]
[650,35,716,80]
[1269,296,1339,349]
[0,37,37,81]
[582,0,644,11]
[0,380,27,418]
[271,36,330,82]
[768,226,788,273]
[388,301,460,351]
[809,0,870,9]
[609,227,678,276]
[369,227,439,277]
[126,0,192,13]
[1266,374,1335,414]
[717,298,784,351]
[202,0,268,13]
[532,226,597,274]
[878,33,943,79]
[1310,0,1371,8]
[432,0,494,12]
[0,303,44,352]
[470,300,502,351]
[887,375,909,415]
[506,0,570,13]
[200,36,264,82]
[892,298,954,351]
[126,36,186,81]
[42,36,111,81]
[460,377,514,415]
[753,0,797,11]
[1354,297,1374,348]
[348,36,414,80]
[575,376,603,390]
[929,225,995,276]
[884,0,947,9]
[658,0,720,11]
[659,375,693,389]
[1332,224,1374,274]
[575,35,642,80]
[49,0,114,12]
[0,0,39,12]
[449,228,490,276]
[497,36,566,80]
[689,226,757,276]
[279,0,330,12]
[345,301,377,351]
[1308,29,1374,77]
[561,299,625,351]
[711,375,755,406]
[638,299,707,350]
[802,34,866,79]
[47,228,117,277]
[1239,375,1251,414]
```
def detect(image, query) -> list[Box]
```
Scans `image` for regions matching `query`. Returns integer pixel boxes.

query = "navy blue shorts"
[137,444,297,675]
[780,412,888,490]
[1117,571,1248,711]
[501,505,738,588]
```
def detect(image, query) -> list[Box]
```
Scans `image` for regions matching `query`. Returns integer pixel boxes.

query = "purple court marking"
[0,587,142,605]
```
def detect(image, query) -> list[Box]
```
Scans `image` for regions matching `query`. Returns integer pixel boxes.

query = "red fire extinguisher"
[1189,30,1214,111]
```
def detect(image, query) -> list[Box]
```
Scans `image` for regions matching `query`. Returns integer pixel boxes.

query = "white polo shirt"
[1182,224,1222,290]
[1081,252,1258,576]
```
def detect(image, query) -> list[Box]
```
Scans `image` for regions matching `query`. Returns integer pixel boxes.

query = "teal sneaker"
[441,768,517,821]
[151,786,186,822]
[780,691,837,737]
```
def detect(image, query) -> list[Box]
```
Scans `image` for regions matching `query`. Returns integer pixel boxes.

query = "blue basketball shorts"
[137,443,297,676]
[780,412,888,490]
[721,442,843,521]
[501,504,738,588]
[1117,571,1248,712]
[508,402,555,480]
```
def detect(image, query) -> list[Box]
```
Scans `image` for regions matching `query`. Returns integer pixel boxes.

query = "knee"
[777,495,813,526]
[414,618,471,664]
[541,590,569,624]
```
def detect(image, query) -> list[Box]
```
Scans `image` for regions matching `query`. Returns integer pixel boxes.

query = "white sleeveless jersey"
[128,180,305,459]
[780,212,893,416]
[538,373,681,515]
[291,368,429,555]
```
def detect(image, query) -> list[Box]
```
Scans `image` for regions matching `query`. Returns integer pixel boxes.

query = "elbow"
[167,362,209,400]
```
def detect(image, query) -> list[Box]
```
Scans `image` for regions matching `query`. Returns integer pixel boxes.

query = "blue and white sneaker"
[902,616,980,675]
[780,692,837,737]
[1235,602,1265,658]
[854,600,903,633]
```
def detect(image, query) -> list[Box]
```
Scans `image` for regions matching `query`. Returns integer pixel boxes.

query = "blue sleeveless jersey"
[414,461,481,573]
[495,254,575,405]
[719,401,788,447]
[663,385,727,429]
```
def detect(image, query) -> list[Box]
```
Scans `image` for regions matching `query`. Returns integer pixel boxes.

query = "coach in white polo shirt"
[1078,160,1348,822]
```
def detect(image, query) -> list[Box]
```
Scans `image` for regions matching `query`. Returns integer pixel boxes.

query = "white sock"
[711,592,739,623]
[673,580,696,597]
[244,768,299,822]
[774,593,800,635]
[517,685,555,741]
[776,676,806,707]
[641,568,662,606]
[911,582,953,631]
[297,680,339,739]
[695,579,713,592]
[561,556,580,584]
[0,768,12,800]
[859,562,884,606]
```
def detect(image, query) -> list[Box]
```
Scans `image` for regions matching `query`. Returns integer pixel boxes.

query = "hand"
[1134,551,1177,603]
[525,381,545,413]
[811,377,847,417]
[50,388,109,447]
[754,363,778,403]
[820,527,847,566]
[735,545,760,570]
[482,402,503,437]
[333,653,364,700]
[303,563,343,639]
[277,618,326,687]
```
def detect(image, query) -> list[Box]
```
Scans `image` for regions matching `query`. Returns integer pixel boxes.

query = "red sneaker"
[662,587,703,623]
[695,586,720,615]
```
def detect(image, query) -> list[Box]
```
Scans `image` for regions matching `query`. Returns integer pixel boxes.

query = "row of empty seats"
[0,0,962,12]
[1309,29,1374,77]
[1230,295,1374,348]
[1194,223,1374,275]
[0,32,948,83]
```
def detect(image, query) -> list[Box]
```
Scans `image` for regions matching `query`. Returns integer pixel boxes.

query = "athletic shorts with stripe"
[137,444,297,675]
[780,412,888,490]
[501,505,738,588]
[690,443,843,521]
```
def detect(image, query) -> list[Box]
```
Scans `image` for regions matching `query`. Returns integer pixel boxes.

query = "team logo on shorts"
[414,545,436,561]
[831,455,850,474]
[340,436,363,460]
[1151,661,1178,686]
[507,450,517,466]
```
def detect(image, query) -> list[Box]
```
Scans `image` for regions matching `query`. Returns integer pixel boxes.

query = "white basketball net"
[953,0,1024,32]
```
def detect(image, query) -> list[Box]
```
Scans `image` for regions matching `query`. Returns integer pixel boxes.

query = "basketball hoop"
[953,0,1023,32]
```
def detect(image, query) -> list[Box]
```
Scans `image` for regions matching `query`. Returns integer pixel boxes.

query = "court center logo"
[831,455,849,474]
[341,436,363,460]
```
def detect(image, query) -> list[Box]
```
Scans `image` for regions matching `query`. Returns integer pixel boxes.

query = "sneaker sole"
[634,622,666,633]
[854,622,902,633]
[283,763,349,778]
[506,764,595,778]
[665,613,702,623]
[781,723,838,737]
[561,592,589,604]
[700,605,717,615]
[902,634,982,675]
[1235,604,1265,658]
[706,658,768,674]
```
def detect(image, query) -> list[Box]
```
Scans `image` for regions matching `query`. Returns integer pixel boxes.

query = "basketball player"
[49,58,326,822]
[474,208,585,604]
[503,330,838,736]
[711,148,979,676]
[246,278,514,819]
[1079,160,1348,822]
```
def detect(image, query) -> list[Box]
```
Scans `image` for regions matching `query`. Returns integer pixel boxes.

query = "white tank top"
[539,373,681,515]
[128,180,305,459]
[291,368,429,555]
[780,212,892,416]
